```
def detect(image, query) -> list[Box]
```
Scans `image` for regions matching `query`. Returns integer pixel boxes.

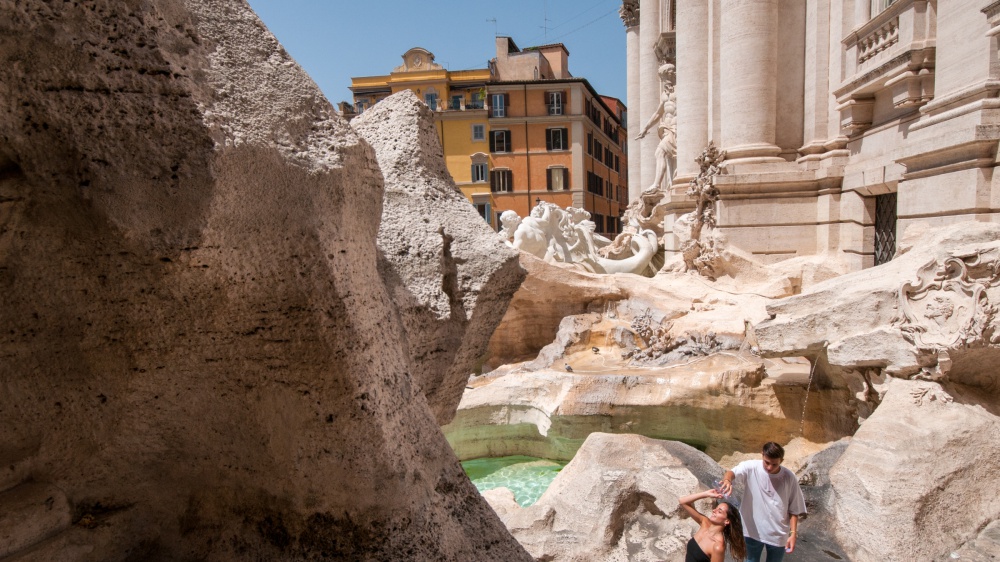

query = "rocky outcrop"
[444,355,858,462]
[0,1,528,560]
[352,91,524,425]
[487,433,723,561]
[755,222,1000,386]
[829,378,1000,561]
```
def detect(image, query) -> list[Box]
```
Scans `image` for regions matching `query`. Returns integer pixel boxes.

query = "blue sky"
[245,0,627,105]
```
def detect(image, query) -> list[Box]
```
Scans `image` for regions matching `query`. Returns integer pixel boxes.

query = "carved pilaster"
[620,0,640,28]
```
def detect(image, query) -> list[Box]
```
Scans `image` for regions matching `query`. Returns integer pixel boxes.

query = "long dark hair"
[720,500,747,561]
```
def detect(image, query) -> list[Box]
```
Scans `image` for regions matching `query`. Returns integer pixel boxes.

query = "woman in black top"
[678,489,747,562]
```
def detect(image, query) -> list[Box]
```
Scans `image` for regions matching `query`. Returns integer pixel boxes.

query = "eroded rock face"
[488,433,722,561]
[352,91,524,425]
[755,222,1000,387]
[0,1,528,560]
[830,378,1000,561]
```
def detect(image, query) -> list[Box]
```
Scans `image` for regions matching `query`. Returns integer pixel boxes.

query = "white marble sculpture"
[500,202,658,275]
[635,63,676,192]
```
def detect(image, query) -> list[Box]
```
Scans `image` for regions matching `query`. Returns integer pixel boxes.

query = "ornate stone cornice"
[983,0,1000,24]
[655,33,676,64]
[620,0,639,28]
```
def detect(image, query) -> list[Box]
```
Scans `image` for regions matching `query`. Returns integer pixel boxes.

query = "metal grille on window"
[874,192,897,266]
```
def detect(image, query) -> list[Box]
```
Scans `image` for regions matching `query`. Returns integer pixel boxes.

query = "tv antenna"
[541,0,550,39]
[487,17,497,37]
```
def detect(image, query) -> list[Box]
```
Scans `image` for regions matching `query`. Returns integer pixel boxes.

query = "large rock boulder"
[0,1,529,560]
[352,91,524,425]
[488,433,723,561]
[829,378,1000,561]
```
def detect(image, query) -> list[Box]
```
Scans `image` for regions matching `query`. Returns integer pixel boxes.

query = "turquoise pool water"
[461,455,567,507]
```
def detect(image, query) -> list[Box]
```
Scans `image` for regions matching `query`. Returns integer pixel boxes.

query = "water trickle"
[799,346,826,436]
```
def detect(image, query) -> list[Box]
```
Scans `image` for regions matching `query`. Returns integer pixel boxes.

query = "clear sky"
[244,0,628,106]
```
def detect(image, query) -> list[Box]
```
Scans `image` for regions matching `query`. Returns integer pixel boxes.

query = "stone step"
[0,483,71,559]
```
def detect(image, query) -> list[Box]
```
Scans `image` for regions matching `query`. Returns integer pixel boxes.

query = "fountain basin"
[461,456,567,507]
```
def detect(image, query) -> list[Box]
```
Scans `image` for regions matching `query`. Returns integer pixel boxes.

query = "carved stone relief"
[619,0,639,28]
[500,202,658,275]
[895,250,1000,379]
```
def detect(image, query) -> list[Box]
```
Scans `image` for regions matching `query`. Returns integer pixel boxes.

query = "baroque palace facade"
[624,0,1000,269]
[346,39,629,236]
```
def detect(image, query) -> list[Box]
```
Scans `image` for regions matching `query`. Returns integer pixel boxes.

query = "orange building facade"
[347,39,628,236]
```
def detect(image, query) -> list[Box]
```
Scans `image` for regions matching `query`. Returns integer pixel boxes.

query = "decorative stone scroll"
[895,250,1000,380]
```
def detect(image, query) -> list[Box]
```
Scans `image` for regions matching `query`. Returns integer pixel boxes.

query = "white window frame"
[870,0,895,17]
[472,124,485,141]
[491,93,506,117]
[548,128,568,151]
[548,92,563,115]
[471,162,488,183]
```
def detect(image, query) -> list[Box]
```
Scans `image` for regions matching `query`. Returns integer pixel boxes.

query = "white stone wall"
[624,0,1000,270]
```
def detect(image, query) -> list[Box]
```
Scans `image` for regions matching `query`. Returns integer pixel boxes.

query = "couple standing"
[679,442,806,562]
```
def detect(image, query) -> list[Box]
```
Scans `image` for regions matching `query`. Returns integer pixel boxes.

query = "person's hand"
[785,534,796,553]
[636,131,646,140]
[705,489,723,499]
[718,479,732,496]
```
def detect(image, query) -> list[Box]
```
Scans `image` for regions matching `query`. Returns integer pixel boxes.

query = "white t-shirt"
[731,460,807,547]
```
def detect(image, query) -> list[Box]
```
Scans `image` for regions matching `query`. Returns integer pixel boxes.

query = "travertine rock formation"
[750,222,1000,560]
[445,354,857,463]
[487,433,722,562]
[829,378,1000,561]
[452,256,862,463]
[756,222,1000,385]
[0,1,529,560]
[352,91,524,425]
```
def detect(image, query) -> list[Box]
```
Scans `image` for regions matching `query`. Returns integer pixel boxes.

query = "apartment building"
[347,38,628,236]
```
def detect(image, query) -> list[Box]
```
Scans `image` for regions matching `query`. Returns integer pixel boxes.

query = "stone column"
[675,0,709,179]
[719,0,782,162]
[621,1,642,202]
[638,0,661,190]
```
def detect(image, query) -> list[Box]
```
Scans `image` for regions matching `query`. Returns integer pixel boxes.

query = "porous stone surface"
[755,222,1000,386]
[459,255,862,463]
[445,357,857,463]
[491,433,722,562]
[0,1,529,560]
[829,378,1000,561]
[352,91,524,425]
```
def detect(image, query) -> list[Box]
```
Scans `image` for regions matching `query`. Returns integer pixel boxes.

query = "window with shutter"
[548,167,567,191]
[490,130,510,152]
[491,170,512,192]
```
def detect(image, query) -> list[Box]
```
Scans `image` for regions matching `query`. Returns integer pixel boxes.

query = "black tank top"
[686,537,711,562]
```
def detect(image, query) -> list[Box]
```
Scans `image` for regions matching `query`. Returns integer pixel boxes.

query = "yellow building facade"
[348,41,627,235]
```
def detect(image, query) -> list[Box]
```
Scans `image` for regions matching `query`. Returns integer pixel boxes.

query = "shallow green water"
[461,455,567,507]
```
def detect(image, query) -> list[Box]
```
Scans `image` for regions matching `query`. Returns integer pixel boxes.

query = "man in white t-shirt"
[719,442,806,561]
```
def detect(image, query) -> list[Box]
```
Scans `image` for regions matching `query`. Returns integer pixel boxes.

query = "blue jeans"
[745,536,785,562]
